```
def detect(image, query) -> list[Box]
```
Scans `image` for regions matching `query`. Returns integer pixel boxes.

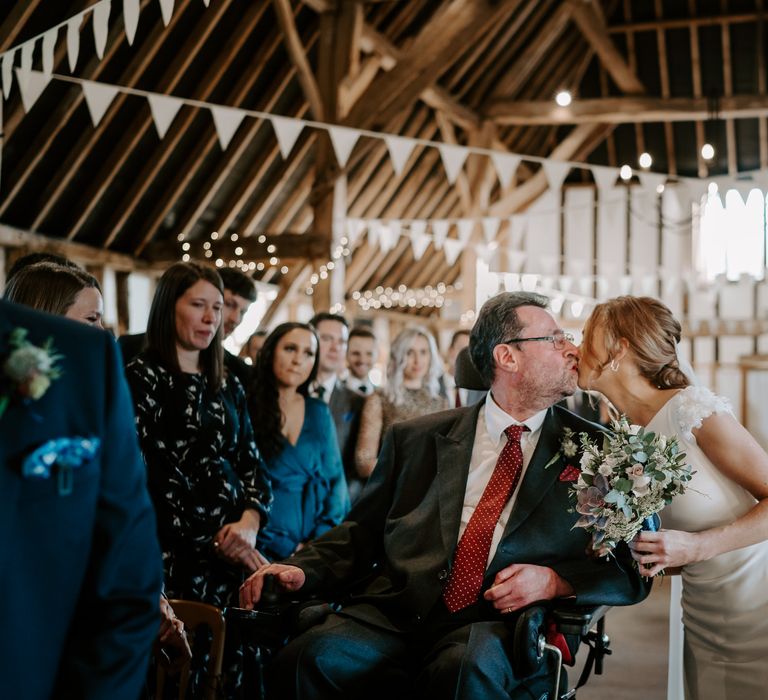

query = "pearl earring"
[609,359,619,372]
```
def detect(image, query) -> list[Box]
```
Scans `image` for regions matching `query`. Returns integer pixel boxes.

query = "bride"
[578,295,768,700]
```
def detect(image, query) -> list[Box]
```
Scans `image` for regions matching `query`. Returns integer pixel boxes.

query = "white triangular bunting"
[638,171,666,194]
[481,217,501,244]
[328,126,360,167]
[384,134,416,176]
[67,15,82,72]
[591,165,619,192]
[42,28,58,79]
[431,220,449,249]
[379,223,399,253]
[491,152,521,189]
[147,93,183,138]
[346,219,366,247]
[82,80,119,125]
[456,219,474,244]
[210,106,246,150]
[542,160,571,192]
[159,0,174,27]
[443,238,464,266]
[271,115,304,159]
[411,231,431,261]
[92,0,111,60]
[409,220,427,239]
[14,68,50,113]
[367,221,381,249]
[2,50,15,99]
[124,0,140,45]
[203,0,210,5]
[438,143,468,184]
[20,40,34,76]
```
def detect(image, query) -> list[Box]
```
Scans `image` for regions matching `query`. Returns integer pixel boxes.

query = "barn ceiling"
[1,0,766,318]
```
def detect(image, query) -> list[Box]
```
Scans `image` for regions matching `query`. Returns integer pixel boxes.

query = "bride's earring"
[609,359,620,372]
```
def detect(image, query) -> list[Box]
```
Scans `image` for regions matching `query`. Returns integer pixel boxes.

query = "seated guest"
[240,328,268,365]
[248,323,349,560]
[125,262,271,693]
[355,325,447,478]
[344,326,378,395]
[442,328,471,407]
[309,312,365,500]
[3,261,104,327]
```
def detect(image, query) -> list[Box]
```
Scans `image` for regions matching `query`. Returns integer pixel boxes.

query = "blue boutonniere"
[22,437,101,496]
[1,328,62,419]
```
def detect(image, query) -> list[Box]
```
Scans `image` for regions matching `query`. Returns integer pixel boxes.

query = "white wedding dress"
[646,386,768,700]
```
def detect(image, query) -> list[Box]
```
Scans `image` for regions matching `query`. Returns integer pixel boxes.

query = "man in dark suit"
[241,292,649,698]
[309,312,365,498]
[241,293,647,700]
[0,299,163,700]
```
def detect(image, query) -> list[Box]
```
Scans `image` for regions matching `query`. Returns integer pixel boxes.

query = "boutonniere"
[22,437,101,496]
[0,328,62,419]
[545,426,582,481]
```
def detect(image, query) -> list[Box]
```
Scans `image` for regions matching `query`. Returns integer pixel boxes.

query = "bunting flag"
[147,93,183,138]
[638,170,667,194]
[456,219,474,244]
[379,223,400,253]
[42,28,57,79]
[367,220,382,249]
[481,217,501,244]
[438,143,469,184]
[443,238,464,265]
[409,220,427,239]
[491,152,521,189]
[384,134,416,176]
[92,0,111,60]
[474,242,494,265]
[20,40,34,76]
[508,215,526,248]
[2,50,15,99]
[431,220,449,249]
[67,15,82,72]
[542,160,571,192]
[410,230,431,260]
[211,105,246,149]
[591,165,619,192]
[328,125,360,167]
[345,218,366,247]
[82,79,119,125]
[15,68,51,113]
[271,115,304,159]
[124,0,141,45]
[159,0,175,26]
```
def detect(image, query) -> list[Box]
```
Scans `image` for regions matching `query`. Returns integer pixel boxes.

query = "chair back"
[156,599,226,700]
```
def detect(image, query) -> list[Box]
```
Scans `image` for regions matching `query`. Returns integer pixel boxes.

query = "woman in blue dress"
[248,322,349,560]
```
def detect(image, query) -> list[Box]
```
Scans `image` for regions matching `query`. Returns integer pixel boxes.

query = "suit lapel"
[435,402,483,558]
[497,407,565,540]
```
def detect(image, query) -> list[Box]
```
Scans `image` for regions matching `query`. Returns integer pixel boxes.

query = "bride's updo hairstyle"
[582,296,689,390]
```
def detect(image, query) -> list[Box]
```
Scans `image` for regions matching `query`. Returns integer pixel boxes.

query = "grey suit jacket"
[328,380,365,484]
[288,401,649,629]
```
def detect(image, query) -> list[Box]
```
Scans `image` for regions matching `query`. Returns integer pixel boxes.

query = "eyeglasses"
[501,330,575,351]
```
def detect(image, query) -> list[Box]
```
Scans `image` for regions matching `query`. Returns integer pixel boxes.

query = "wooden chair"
[155,599,226,700]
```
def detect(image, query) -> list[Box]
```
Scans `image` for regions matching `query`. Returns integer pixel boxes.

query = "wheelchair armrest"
[550,603,610,638]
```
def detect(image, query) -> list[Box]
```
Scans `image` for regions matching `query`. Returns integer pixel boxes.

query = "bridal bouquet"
[570,417,692,556]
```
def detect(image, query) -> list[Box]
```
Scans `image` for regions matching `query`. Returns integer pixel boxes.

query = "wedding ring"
[504,606,514,614]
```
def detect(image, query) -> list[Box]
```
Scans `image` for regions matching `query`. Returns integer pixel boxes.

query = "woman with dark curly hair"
[248,322,349,560]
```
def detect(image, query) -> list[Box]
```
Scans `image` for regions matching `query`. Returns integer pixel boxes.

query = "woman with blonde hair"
[579,295,768,700]
[355,325,447,480]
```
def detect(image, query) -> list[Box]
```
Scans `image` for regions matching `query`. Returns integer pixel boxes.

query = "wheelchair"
[225,575,612,700]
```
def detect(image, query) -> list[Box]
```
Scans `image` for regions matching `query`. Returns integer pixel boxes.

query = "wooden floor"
[575,580,671,699]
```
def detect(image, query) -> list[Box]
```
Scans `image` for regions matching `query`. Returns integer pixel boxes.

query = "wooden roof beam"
[607,12,762,33]
[486,95,768,124]
[566,0,645,95]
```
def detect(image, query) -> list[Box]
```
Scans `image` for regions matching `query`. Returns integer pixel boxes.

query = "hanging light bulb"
[555,90,572,107]
[701,143,715,160]
[619,164,633,181]
[638,152,653,169]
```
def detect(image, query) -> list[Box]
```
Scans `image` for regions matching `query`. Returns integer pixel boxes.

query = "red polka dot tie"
[443,424,529,613]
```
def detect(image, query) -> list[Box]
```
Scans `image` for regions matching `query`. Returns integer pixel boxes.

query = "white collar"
[483,391,547,446]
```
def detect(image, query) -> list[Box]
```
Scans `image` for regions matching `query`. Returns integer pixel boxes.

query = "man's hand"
[483,563,574,613]
[239,563,306,610]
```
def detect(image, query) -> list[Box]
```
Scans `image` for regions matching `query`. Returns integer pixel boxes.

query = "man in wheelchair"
[240,292,650,699]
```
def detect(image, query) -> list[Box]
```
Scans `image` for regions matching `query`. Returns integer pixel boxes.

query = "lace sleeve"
[674,386,734,441]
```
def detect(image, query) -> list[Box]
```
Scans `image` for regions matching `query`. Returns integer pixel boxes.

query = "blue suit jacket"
[0,300,162,700]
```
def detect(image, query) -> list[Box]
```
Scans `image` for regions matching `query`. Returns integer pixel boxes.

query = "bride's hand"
[629,529,702,577]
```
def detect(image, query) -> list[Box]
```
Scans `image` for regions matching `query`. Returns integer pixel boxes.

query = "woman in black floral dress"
[126,262,271,695]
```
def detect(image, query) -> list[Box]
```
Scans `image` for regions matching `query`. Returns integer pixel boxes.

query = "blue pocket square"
[22,437,101,495]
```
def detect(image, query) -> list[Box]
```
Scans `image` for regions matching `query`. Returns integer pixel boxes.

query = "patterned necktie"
[442,424,529,613]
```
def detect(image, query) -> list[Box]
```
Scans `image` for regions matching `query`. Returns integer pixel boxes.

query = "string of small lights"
[351,282,461,311]
[303,237,352,296]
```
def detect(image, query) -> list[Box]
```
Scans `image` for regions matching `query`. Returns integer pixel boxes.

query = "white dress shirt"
[311,374,337,403]
[458,392,548,567]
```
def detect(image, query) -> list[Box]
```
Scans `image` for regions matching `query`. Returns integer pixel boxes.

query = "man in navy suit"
[0,299,162,700]
[241,292,649,699]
